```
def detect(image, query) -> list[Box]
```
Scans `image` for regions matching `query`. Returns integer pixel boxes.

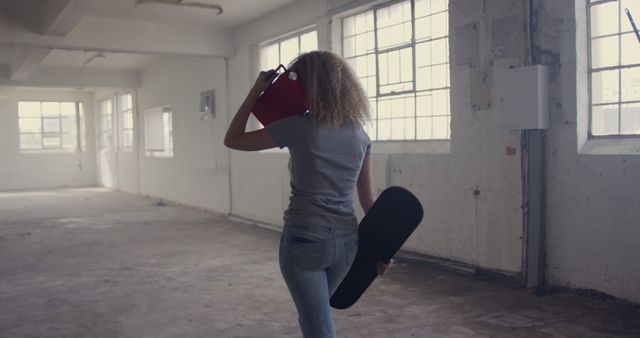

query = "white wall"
[94,57,231,213]
[133,56,230,213]
[225,0,640,305]
[540,0,640,304]
[228,0,525,275]
[0,88,97,190]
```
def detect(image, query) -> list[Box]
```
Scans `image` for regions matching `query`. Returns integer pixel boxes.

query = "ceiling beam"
[10,47,52,81]
[41,0,92,37]
[9,0,91,80]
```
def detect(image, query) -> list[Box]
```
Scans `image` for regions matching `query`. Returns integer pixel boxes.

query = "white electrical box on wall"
[496,65,549,130]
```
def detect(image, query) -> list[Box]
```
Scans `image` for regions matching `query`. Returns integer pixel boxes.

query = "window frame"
[144,105,174,159]
[17,100,82,152]
[587,0,640,139]
[258,26,318,70]
[99,98,114,149]
[117,91,136,152]
[340,0,451,142]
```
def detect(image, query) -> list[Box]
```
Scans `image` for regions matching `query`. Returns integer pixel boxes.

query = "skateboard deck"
[330,186,423,309]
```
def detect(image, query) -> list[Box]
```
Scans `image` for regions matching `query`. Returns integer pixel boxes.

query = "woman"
[224,51,389,338]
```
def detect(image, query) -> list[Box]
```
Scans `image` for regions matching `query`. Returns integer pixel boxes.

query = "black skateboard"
[330,186,423,309]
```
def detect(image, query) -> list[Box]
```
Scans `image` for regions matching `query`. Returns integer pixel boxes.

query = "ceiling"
[43,50,160,70]
[85,0,299,29]
[0,0,300,83]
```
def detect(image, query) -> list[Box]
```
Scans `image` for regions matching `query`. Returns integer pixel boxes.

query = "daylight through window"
[589,0,640,136]
[342,0,450,141]
[18,101,81,151]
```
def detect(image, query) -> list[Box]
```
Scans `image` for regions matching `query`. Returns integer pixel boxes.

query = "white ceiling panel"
[42,50,159,70]
[85,0,299,28]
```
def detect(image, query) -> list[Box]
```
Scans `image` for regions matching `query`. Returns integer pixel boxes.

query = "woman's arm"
[224,70,278,151]
[356,154,376,213]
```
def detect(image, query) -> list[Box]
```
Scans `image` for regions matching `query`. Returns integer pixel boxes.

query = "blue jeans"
[279,224,359,338]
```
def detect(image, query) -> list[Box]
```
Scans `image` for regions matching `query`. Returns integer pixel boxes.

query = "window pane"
[592,104,620,135]
[415,0,430,18]
[18,102,41,117]
[62,133,77,149]
[261,43,280,69]
[391,118,405,139]
[431,0,448,13]
[591,69,620,104]
[378,47,414,94]
[42,118,61,133]
[591,1,619,37]
[43,137,61,148]
[621,33,640,65]
[391,96,406,119]
[20,134,42,149]
[591,36,619,68]
[432,64,450,88]
[19,118,41,133]
[417,117,433,139]
[404,117,416,139]
[378,119,392,140]
[280,36,300,66]
[621,66,640,101]
[300,31,317,53]
[378,98,391,119]
[433,89,450,116]
[620,103,640,134]
[123,130,133,148]
[343,16,356,37]
[42,102,60,117]
[122,113,134,129]
[416,42,431,68]
[417,93,433,116]
[431,38,448,64]
[431,12,448,39]
[343,36,356,58]
[415,17,430,41]
[121,94,132,110]
[62,116,76,133]
[60,102,75,117]
[433,116,449,139]
[622,0,640,33]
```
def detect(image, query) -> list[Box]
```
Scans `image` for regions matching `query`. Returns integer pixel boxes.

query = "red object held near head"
[252,64,309,126]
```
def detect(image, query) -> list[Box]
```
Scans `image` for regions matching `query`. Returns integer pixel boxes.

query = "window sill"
[579,137,640,155]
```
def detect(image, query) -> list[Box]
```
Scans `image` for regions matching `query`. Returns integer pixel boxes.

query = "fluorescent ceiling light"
[136,0,223,15]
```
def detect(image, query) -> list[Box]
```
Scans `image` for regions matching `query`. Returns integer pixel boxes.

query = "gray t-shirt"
[266,115,371,230]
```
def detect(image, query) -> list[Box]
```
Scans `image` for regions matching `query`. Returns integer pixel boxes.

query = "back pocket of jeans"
[289,236,327,270]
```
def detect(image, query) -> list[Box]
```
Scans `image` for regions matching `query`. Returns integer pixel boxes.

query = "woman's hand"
[377,259,394,275]
[251,69,278,95]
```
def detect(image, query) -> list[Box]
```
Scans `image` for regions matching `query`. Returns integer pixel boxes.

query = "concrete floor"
[0,188,639,338]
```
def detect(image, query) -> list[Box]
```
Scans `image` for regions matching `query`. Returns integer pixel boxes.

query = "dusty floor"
[0,188,639,338]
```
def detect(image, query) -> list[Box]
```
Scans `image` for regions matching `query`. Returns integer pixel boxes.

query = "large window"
[18,101,83,151]
[99,99,113,149]
[118,92,135,150]
[259,29,318,70]
[342,0,450,141]
[589,0,640,136]
[144,106,173,158]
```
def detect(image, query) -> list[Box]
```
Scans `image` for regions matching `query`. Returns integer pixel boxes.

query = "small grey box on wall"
[496,65,549,130]
[200,90,215,119]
